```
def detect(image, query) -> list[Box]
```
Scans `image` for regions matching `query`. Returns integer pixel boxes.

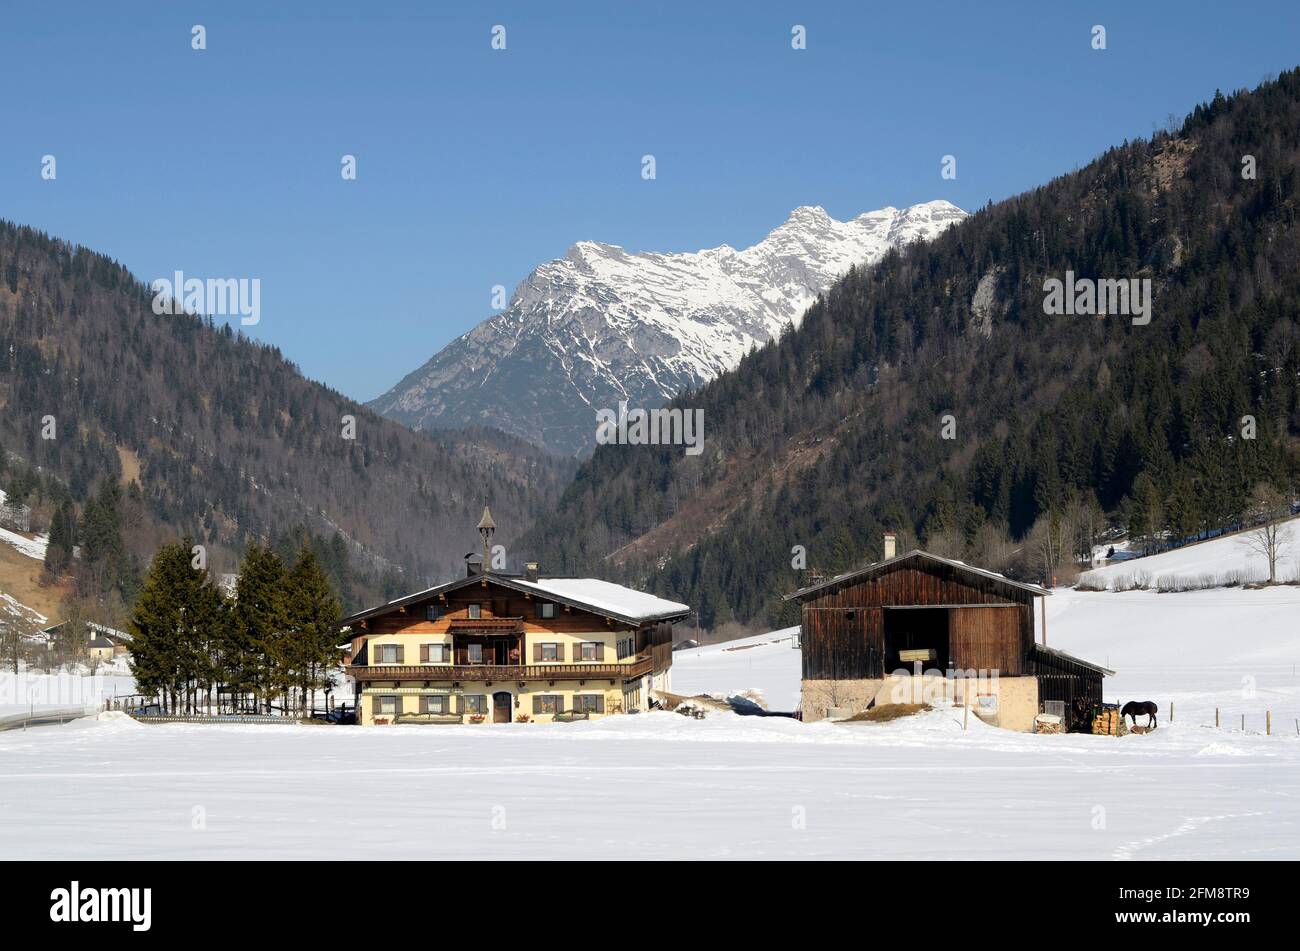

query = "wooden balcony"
[447,618,525,633]
[346,654,654,684]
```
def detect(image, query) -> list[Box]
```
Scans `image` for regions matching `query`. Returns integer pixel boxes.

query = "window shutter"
[595,695,605,713]
[396,645,405,664]
[419,645,428,663]
[596,643,605,662]
[532,695,541,714]
[533,643,541,662]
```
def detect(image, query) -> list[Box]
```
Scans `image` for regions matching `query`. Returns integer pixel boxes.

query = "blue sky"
[2,1,1297,401]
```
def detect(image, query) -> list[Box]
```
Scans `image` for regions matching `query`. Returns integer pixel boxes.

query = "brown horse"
[1121,700,1158,728]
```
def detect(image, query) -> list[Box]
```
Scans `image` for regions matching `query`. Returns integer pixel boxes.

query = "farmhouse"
[784,534,1111,731]
[341,509,690,725]
[36,621,132,661]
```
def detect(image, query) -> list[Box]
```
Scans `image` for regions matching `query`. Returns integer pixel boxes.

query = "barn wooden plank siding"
[796,559,1037,681]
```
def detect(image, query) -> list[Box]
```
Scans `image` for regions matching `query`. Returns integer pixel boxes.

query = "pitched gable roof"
[341,572,690,629]
[782,549,1051,603]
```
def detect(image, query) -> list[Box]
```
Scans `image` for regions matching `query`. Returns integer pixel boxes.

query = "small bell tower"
[477,505,497,572]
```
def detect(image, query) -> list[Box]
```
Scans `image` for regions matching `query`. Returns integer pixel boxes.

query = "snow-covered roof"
[41,620,132,643]
[513,577,690,623]
[783,549,1051,602]
[341,571,691,628]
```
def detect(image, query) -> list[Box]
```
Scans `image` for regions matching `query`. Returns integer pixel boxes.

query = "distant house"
[784,533,1111,732]
[342,508,690,726]
[40,621,132,659]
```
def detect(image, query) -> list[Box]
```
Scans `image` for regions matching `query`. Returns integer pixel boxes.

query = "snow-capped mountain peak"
[369,199,966,455]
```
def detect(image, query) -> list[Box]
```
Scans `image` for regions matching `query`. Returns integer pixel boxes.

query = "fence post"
[1266,710,1271,736]
[1215,707,1220,728]
[1241,714,1245,732]
[1170,701,1174,722]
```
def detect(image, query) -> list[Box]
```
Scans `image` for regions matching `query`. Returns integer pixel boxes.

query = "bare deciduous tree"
[1240,483,1295,584]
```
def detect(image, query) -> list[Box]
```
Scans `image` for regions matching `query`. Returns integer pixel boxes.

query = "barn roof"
[1032,643,1115,676]
[782,549,1052,603]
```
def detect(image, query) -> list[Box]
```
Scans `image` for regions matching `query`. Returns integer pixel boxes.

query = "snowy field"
[2,701,1296,859]
[3,527,1298,860]
[0,489,49,561]
[671,626,802,710]
[1081,514,1300,589]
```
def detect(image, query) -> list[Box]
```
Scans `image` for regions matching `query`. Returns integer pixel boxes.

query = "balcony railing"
[347,655,654,683]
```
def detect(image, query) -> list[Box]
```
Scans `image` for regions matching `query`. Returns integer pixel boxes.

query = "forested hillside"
[0,226,575,611]
[522,72,1300,632]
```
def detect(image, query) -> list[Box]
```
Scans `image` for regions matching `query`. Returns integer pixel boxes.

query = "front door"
[492,691,512,723]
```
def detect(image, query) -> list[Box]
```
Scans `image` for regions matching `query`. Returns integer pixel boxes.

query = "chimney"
[524,562,539,582]
[883,531,897,560]
[466,557,483,577]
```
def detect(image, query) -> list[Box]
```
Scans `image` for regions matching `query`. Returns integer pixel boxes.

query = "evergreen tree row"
[130,540,342,715]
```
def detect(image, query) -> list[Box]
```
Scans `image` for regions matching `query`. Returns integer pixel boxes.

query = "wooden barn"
[783,534,1111,731]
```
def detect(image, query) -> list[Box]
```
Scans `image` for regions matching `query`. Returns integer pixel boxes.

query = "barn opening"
[883,608,949,672]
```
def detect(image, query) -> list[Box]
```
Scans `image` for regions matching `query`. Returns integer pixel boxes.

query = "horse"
[1121,700,1158,728]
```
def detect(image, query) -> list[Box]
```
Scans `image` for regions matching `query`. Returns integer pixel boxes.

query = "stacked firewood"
[1034,715,1064,734]
[1092,706,1127,736]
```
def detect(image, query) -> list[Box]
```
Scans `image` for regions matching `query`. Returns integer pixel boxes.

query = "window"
[538,602,556,619]
[374,695,397,715]
[463,695,486,715]
[541,642,559,661]
[574,694,605,713]
[467,643,484,664]
[376,644,400,664]
[616,638,633,660]
[580,642,601,662]
[422,695,448,715]
[422,643,448,663]
[467,603,482,619]
[425,604,443,621]
[532,694,561,715]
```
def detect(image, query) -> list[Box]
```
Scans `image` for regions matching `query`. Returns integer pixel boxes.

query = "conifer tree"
[285,548,343,714]
[230,544,289,712]
[43,499,76,576]
[130,539,225,713]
